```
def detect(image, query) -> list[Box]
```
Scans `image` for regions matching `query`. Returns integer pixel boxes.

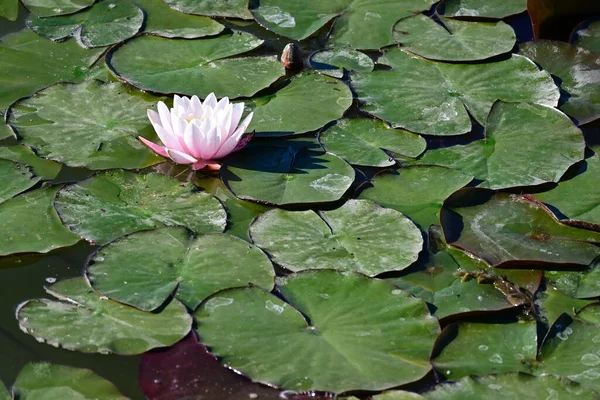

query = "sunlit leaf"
[436,0,527,19]
[571,20,600,54]
[21,0,94,17]
[164,0,252,19]
[309,48,374,78]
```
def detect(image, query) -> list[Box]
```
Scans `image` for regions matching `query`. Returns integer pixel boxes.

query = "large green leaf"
[12,362,127,400]
[442,190,600,268]
[535,157,600,227]
[572,20,600,54]
[537,286,597,325]
[0,145,61,180]
[0,122,13,140]
[28,0,143,48]
[88,227,275,311]
[134,0,223,38]
[0,0,17,20]
[436,0,527,18]
[250,73,353,137]
[21,0,95,17]
[393,15,516,61]
[319,118,426,167]
[0,187,79,256]
[17,277,192,355]
[423,374,597,399]
[9,81,165,170]
[250,199,422,276]
[519,40,600,125]
[54,170,226,246]
[433,321,537,379]
[221,140,355,206]
[545,260,600,299]
[358,165,473,230]
[413,102,584,189]
[195,270,440,392]
[163,0,252,19]
[0,30,104,109]
[309,48,374,78]
[108,33,284,99]
[351,48,559,135]
[0,159,40,204]
[251,0,437,49]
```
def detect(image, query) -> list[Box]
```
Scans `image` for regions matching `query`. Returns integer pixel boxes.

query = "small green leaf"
[437,0,527,19]
[164,0,252,19]
[0,159,40,204]
[0,145,62,180]
[537,286,597,325]
[572,20,600,54]
[0,0,18,20]
[309,48,374,78]
[21,0,95,17]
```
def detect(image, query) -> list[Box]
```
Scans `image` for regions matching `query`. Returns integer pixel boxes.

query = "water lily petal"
[183,121,205,159]
[157,102,173,135]
[150,121,182,151]
[213,113,253,159]
[147,109,161,125]
[166,148,197,164]
[173,95,184,111]
[199,125,221,160]
[138,136,169,157]
[228,103,244,135]
[215,96,229,113]
[203,93,217,110]
[191,95,203,118]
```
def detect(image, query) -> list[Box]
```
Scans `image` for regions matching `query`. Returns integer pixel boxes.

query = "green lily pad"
[309,48,374,78]
[28,0,144,48]
[545,258,600,299]
[0,159,40,204]
[393,15,516,61]
[519,40,600,125]
[54,170,226,246]
[537,286,597,325]
[374,392,425,400]
[319,118,426,167]
[195,270,440,392]
[0,122,13,140]
[250,73,352,137]
[163,0,253,19]
[108,32,285,99]
[572,20,600,54]
[221,140,355,206]
[250,199,422,276]
[0,0,17,20]
[535,157,600,227]
[358,165,473,230]
[0,381,6,400]
[414,102,584,189]
[9,80,165,170]
[21,0,95,17]
[134,0,223,38]
[251,0,437,49]
[0,30,104,109]
[12,362,126,400]
[0,145,61,180]
[17,277,191,355]
[0,187,79,256]
[88,227,275,311]
[433,321,537,379]
[423,374,597,399]
[442,190,600,268]
[352,48,559,135]
[436,0,527,19]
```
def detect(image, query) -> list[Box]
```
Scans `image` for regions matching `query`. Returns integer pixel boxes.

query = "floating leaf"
[12,362,127,400]
[0,145,61,180]
[0,159,40,204]
[55,170,226,246]
[0,0,17,20]
[537,286,597,325]
[423,373,597,399]
[9,81,165,170]
[358,165,473,230]
[545,260,600,299]
[250,199,422,276]
[374,391,425,400]
[0,30,104,109]
[433,321,537,379]
[572,20,600,54]
[250,73,353,137]
[413,102,585,189]
[134,0,223,38]
[520,40,600,125]
[221,140,354,206]
[436,0,527,19]
[109,32,284,99]
[21,0,94,17]
[251,0,437,49]
[88,227,275,311]
[442,190,600,268]
[309,48,374,78]
[319,118,426,167]
[195,270,440,392]
[0,122,13,140]
[0,187,79,256]
[28,0,143,48]
[352,48,559,135]
[392,15,516,61]
[163,0,252,19]
[17,277,192,355]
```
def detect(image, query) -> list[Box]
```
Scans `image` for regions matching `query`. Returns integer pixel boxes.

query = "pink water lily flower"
[139,93,254,171]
